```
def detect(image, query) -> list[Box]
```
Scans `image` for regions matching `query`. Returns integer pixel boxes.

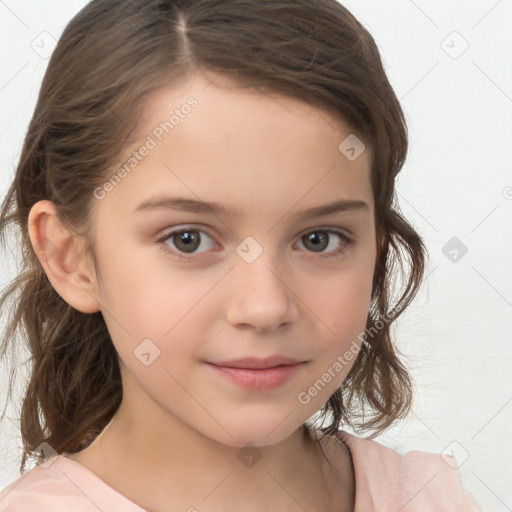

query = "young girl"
[0,1,483,510]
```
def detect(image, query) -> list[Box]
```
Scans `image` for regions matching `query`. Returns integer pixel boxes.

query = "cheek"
[98,255,220,378]
[299,271,373,402]
[302,258,374,390]
[310,282,371,361]
[309,258,374,331]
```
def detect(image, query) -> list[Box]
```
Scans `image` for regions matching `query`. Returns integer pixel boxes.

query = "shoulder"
[0,455,94,511]
[332,430,483,512]
[0,454,145,511]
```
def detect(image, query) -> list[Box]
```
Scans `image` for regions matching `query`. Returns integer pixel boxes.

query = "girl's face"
[88,71,377,447]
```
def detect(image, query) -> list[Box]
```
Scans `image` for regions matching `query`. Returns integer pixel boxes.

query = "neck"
[67,373,352,511]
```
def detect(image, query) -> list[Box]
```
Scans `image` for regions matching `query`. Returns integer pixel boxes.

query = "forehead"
[100,71,374,221]
[131,70,369,154]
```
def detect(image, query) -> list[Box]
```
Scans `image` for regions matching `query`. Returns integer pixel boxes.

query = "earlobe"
[27,200,102,314]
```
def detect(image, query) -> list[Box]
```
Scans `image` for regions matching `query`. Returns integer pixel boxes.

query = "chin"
[208,418,305,449]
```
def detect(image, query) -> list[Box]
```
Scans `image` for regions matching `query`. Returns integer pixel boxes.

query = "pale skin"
[28,70,380,512]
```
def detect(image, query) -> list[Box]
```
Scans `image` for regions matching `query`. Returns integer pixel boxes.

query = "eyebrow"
[133,196,369,219]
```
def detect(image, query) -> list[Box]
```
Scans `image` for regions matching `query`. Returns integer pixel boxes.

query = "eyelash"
[156,226,353,261]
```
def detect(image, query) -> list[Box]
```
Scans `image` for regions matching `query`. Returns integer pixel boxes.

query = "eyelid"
[156,224,354,259]
[156,225,219,259]
[157,223,354,240]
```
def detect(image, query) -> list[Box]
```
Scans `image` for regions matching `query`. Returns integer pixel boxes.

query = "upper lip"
[208,356,304,369]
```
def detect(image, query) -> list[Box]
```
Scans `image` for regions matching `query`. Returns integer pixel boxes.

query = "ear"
[27,200,101,314]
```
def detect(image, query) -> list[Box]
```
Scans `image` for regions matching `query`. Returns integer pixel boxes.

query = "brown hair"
[0,0,426,474]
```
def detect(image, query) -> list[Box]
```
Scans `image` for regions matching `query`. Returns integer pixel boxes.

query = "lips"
[205,359,305,391]
[208,355,304,370]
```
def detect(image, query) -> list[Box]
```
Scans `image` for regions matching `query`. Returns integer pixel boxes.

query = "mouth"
[207,355,305,370]
[205,360,305,391]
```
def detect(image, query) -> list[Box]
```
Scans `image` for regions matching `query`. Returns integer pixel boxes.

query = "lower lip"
[206,362,303,391]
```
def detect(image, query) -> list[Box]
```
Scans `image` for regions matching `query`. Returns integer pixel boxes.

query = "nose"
[225,249,300,334]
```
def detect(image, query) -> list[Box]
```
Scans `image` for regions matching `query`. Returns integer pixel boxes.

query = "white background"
[0,1,511,510]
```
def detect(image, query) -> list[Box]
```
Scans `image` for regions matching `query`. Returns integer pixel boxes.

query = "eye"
[156,226,353,260]
[295,228,353,259]
[157,227,218,259]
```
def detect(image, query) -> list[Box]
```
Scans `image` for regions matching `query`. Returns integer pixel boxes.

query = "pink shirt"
[0,429,483,511]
